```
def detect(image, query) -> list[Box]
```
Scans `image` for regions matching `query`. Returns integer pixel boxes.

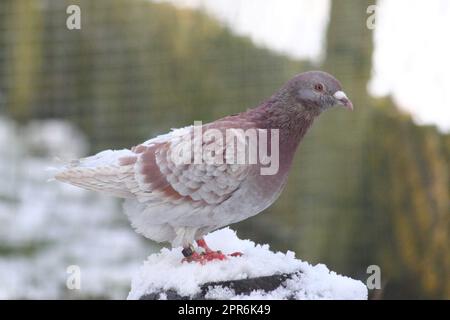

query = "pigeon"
[55,71,353,263]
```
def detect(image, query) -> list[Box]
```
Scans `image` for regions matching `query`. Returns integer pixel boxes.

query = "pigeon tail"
[54,149,136,198]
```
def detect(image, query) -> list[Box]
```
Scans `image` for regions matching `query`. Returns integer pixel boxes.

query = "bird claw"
[181,238,243,264]
[181,250,243,264]
[182,251,226,264]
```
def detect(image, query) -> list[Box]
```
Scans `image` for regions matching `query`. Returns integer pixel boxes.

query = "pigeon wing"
[125,123,253,210]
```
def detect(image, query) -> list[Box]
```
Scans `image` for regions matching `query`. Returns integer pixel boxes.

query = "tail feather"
[54,149,137,198]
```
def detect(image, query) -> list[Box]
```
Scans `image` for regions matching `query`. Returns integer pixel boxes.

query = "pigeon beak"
[333,91,353,111]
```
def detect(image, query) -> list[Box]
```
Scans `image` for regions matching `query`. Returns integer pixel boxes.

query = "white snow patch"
[0,117,155,299]
[128,228,368,300]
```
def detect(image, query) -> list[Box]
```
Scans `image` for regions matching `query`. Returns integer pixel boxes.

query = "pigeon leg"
[197,238,243,260]
[181,245,205,264]
[196,238,213,253]
[196,238,227,261]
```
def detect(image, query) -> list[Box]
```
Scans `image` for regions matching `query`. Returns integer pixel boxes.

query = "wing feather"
[124,120,256,212]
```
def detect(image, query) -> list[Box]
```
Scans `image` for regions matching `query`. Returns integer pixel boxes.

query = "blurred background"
[0,0,449,299]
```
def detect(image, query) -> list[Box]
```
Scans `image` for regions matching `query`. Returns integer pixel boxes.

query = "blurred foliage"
[0,0,448,299]
[363,104,450,298]
[0,0,301,150]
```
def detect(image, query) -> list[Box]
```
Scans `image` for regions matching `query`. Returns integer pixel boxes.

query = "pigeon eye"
[314,83,324,92]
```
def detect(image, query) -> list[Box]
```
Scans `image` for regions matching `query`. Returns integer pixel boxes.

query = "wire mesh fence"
[0,0,449,299]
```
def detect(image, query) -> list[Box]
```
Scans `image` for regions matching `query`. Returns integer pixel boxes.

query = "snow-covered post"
[128,228,368,300]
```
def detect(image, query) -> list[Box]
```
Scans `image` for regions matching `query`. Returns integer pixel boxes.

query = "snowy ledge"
[128,228,368,300]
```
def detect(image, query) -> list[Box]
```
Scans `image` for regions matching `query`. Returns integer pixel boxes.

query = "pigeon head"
[284,71,353,114]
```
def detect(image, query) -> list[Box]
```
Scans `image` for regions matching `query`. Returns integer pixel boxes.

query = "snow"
[0,117,155,299]
[128,228,368,300]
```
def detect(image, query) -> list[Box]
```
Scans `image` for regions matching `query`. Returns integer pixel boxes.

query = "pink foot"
[181,238,243,264]
[182,250,227,264]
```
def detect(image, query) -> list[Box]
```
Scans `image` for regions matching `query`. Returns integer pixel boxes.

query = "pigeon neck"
[248,101,317,148]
